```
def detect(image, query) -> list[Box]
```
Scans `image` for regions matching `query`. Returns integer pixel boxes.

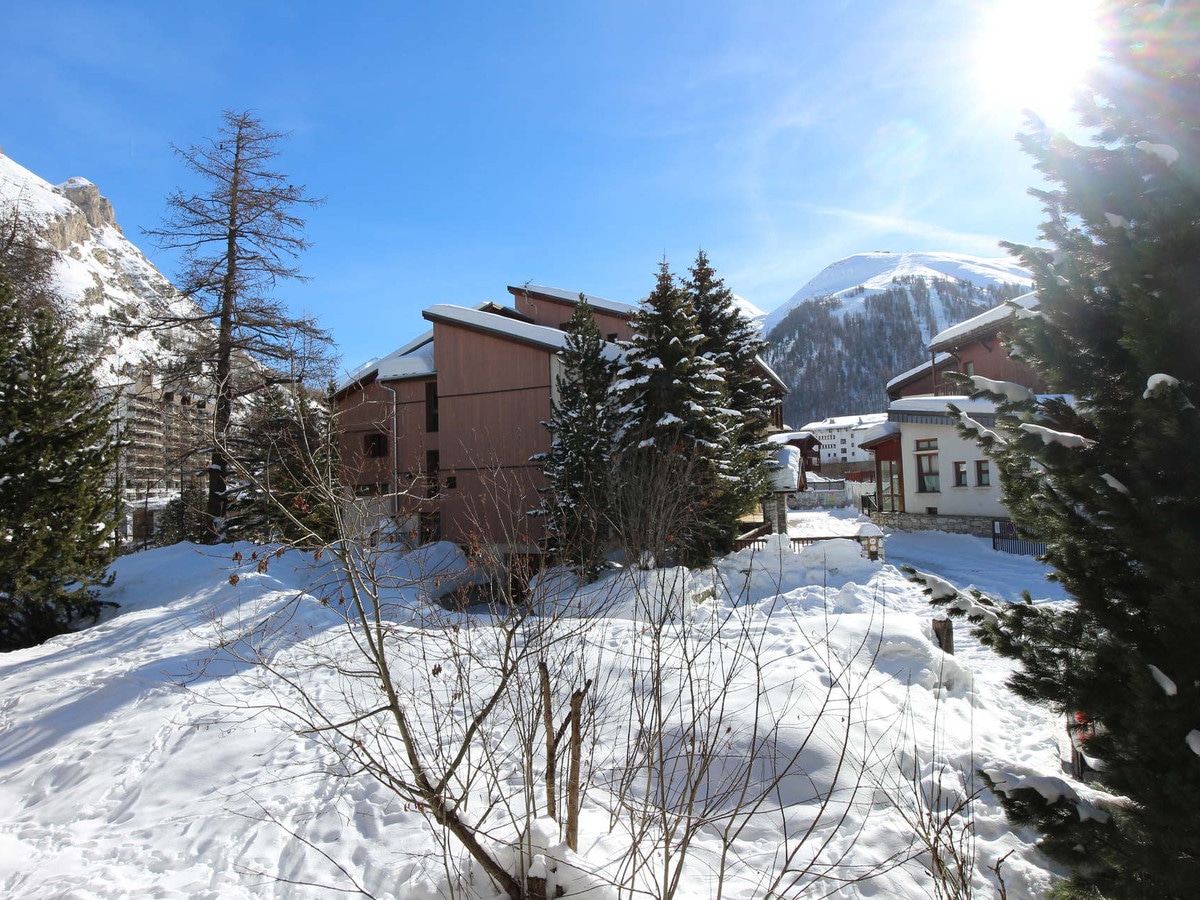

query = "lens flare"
[972,0,1103,126]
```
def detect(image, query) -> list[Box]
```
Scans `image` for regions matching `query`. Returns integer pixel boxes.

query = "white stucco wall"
[900,420,1006,517]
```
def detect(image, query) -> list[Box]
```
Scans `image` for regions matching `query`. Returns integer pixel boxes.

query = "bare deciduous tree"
[144,110,330,532]
[197,406,927,898]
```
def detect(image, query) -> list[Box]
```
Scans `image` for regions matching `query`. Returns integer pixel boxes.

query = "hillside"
[762,252,1031,428]
[0,151,201,386]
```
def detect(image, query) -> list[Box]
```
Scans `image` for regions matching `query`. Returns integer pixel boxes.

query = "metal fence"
[992,519,1046,556]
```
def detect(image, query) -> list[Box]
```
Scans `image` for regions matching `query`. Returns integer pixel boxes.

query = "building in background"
[798,413,886,478]
[860,292,1048,537]
[334,285,787,560]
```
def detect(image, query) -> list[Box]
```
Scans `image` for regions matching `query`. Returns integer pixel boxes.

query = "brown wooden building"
[333,287,635,553]
[885,293,1048,400]
[334,284,785,557]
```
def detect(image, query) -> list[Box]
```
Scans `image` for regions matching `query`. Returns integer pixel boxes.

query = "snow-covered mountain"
[0,151,201,387]
[762,251,1031,335]
[762,251,1032,429]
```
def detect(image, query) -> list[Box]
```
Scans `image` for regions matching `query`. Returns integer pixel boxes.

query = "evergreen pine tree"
[952,4,1200,894]
[155,480,211,547]
[0,277,122,651]
[684,250,774,553]
[539,297,618,580]
[610,261,733,567]
[224,384,341,548]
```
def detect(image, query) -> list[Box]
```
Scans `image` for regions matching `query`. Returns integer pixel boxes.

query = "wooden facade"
[430,316,556,548]
[333,294,624,552]
[508,285,636,342]
[334,287,787,555]
[888,297,1049,401]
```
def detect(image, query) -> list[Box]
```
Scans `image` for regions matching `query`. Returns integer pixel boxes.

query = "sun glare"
[973,0,1103,126]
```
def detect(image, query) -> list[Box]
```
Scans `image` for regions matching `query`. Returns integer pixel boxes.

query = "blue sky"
[1,0,1081,371]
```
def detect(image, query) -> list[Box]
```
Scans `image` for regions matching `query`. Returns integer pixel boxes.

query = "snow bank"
[0,516,1074,899]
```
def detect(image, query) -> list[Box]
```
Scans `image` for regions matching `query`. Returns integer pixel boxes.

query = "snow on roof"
[769,444,803,492]
[426,303,578,350]
[888,394,1000,416]
[856,421,902,447]
[799,413,888,432]
[379,339,435,380]
[885,353,955,391]
[768,431,816,445]
[425,304,625,359]
[509,284,637,317]
[755,355,789,393]
[336,329,436,391]
[929,291,1039,350]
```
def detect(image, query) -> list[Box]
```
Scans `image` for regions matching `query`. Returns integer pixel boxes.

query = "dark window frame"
[915,438,940,493]
[976,459,991,487]
[425,380,439,433]
[363,432,389,458]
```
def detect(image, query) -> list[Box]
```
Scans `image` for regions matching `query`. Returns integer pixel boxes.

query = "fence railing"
[992,519,1046,556]
[733,529,882,560]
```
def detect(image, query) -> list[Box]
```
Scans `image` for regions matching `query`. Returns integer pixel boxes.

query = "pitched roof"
[507,284,637,317]
[885,352,955,393]
[423,304,626,361]
[335,330,435,393]
[928,291,1039,352]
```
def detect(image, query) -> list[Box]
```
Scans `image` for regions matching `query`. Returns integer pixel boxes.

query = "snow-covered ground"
[0,512,1077,898]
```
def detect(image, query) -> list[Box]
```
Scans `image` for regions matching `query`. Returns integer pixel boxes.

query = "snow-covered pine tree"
[539,297,618,580]
[954,3,1200,894]
[685,250,773,553]
[0,277,122,651]
[610,261,734,567]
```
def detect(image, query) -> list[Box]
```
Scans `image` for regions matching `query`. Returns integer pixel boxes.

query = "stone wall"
[871,510,995,538]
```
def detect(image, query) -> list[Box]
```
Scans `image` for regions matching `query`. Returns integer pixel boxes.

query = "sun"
[972,0,1104,126]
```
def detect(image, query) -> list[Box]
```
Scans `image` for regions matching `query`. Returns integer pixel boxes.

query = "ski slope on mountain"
[762,251,1031,333]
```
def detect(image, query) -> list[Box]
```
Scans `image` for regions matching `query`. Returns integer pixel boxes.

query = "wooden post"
[932,618,954,655]
[539,661,557,820]
[566,688,585,852]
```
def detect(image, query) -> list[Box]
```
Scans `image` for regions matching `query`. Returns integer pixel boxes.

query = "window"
[880,459,901,512]
[915,438,939,492]
[355,482,389,496]
[445,475,457,490]
[426,450,440,498]
[953,461,968,487]
[363,432,388,458]
[976,459,991,487]
[964,361,976,377]
[425,380,439,433]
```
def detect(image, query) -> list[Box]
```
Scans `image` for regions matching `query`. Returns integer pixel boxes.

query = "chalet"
[333,285,787,560]
[860,292,1046,536]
